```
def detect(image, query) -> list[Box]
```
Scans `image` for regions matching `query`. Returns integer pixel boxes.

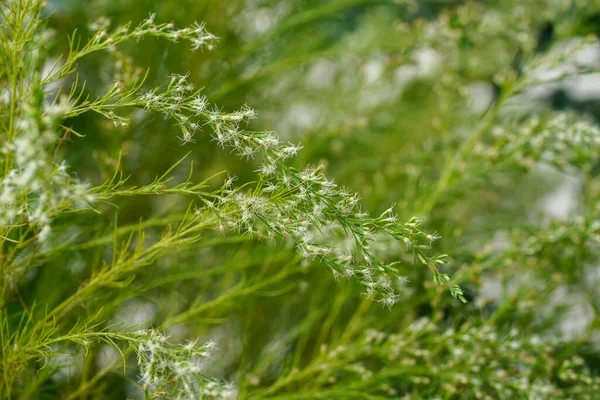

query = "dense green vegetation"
[2,0,600,398]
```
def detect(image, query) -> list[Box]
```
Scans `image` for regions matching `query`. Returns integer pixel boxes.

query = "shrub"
[1,0,600,399]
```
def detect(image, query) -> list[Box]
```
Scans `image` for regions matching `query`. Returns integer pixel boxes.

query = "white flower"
[144,13,156,26]
[177,127,196,145]
[256,163,276,176]
[239,146,255,160]
[280,144,302,158]
[192,95,208,114]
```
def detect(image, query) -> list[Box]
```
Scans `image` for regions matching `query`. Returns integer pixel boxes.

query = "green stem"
[419,82,516,216]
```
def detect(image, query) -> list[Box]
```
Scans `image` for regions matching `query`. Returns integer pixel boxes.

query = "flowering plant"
[1,0,600,399]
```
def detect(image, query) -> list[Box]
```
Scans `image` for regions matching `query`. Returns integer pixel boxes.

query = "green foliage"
[2,0,600,399]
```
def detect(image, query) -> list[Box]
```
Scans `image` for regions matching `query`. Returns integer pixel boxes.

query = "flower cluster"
[0,95,93,247]
[523,36,600,86]
[43,14,218,86]
[133,329,235,400]
[254,319,600,399]
[130,73,460,305]
[476,112,600,173]
[88,15,218,53]
[135,73,211,145]
[0,1,95,248]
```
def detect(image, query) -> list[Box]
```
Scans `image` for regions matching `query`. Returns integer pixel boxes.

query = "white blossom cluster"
[131,72,459,306]
[38,13,456,308]
[88,14,218,53]
[0,3,96,248]
[42,14,218,86]
[0,97,94,245]
[133,329,236,400]
[523,36,600,86]
[364,320,599,399]
[262,319,599,399]
[478,112,600,173]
